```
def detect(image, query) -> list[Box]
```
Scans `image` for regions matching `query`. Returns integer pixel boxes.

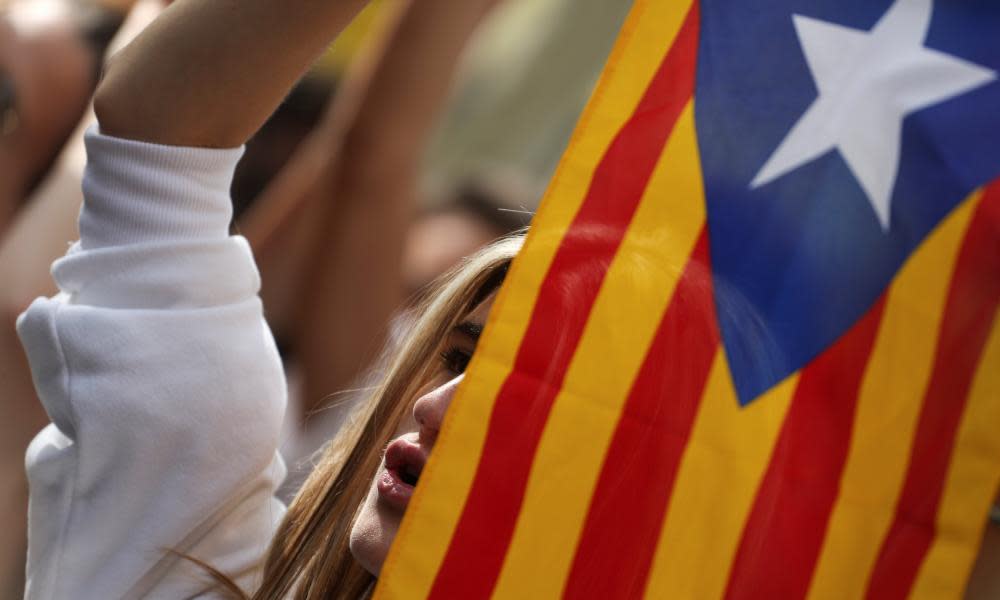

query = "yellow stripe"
[804,194,979,599]
[910,315,1000,598]
[491,99,705,599]
[642,352,797,599]
[374,0,690,596]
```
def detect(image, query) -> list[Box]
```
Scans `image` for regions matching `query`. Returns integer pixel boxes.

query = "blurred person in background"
[401,179,531,300]
[11,0,993,595]
[17,0,521,595]
[0,0,134,235]
[233,0,532,495]
[0,0,540,592]
[0,1,140,595]
[266,175,532,498]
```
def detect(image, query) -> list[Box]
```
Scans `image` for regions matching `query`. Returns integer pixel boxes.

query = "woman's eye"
[440,347,473,375]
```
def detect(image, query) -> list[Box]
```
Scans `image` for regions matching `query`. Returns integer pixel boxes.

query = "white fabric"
[18,127,288,599]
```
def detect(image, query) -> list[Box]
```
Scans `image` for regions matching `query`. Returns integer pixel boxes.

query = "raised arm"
[242,0,500,416]
[0,0,138,235]
[94,0,368,147]
[17,1,379,597]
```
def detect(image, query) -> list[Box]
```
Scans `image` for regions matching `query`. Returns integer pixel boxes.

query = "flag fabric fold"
[375,1,1000,598]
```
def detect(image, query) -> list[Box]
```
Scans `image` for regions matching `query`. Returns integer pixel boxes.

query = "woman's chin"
[349,484,403,576]
[348,527,385,576]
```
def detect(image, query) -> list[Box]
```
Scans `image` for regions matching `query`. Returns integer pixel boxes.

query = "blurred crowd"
[0,0,629,596]
[1,0,997,598]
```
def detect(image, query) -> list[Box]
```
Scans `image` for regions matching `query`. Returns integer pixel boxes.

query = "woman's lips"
[377,438,427,511]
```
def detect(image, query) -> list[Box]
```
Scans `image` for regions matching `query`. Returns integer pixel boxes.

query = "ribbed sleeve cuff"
[79,125,245,251]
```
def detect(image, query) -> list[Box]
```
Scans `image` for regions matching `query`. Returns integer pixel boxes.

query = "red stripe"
[722,295,889,600]
[864,183,1000,600]
[427,6,702,599]
[562,229,717,599]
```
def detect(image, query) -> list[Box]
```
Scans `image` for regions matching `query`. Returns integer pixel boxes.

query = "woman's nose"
[412,374,464,442]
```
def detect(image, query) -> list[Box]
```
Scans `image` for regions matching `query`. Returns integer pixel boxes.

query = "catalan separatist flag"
[376,0,1000,597]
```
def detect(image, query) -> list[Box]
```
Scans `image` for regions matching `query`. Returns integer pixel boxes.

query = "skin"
[966,494,1000,600]
[56,0,1000,592]
[94,0,370,147]
[401,211,506,299]
[0,3,140,594]
[349,292,496,575]
[241,0,500,415]
[0,1,96,235]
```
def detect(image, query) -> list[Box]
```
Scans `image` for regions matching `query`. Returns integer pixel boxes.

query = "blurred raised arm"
[241,0,500,417]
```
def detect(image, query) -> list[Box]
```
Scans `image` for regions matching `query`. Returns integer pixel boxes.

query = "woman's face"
[349,293,497,575]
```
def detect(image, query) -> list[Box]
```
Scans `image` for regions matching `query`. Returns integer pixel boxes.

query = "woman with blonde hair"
[18,0,522,597]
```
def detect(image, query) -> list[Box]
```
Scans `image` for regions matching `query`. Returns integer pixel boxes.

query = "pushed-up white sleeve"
[18,127,288,600]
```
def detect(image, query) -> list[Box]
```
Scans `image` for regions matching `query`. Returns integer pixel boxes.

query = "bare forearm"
[94,0,368,147]
[341,0,498,172]
[290,0,499,409]
[246,0,499,314]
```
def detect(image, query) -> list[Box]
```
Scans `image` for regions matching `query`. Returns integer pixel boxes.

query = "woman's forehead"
[464,292,497,326]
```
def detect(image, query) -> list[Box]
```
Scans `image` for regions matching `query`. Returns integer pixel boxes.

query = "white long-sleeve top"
[17,128,288,599]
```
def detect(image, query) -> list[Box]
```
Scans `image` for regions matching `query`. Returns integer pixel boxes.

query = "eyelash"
[440,347,473,375]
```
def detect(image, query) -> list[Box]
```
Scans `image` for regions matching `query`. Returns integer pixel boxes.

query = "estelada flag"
[375,0,1000,598]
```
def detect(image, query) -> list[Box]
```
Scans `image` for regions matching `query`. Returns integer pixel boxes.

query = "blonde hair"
[214,234,524,599]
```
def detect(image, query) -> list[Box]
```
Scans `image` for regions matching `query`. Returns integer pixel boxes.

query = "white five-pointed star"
[750,0,996,230]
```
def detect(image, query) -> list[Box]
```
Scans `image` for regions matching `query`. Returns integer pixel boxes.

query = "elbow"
[92,53,139,140]
[91,86,114,134]
[92,60,124,136]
